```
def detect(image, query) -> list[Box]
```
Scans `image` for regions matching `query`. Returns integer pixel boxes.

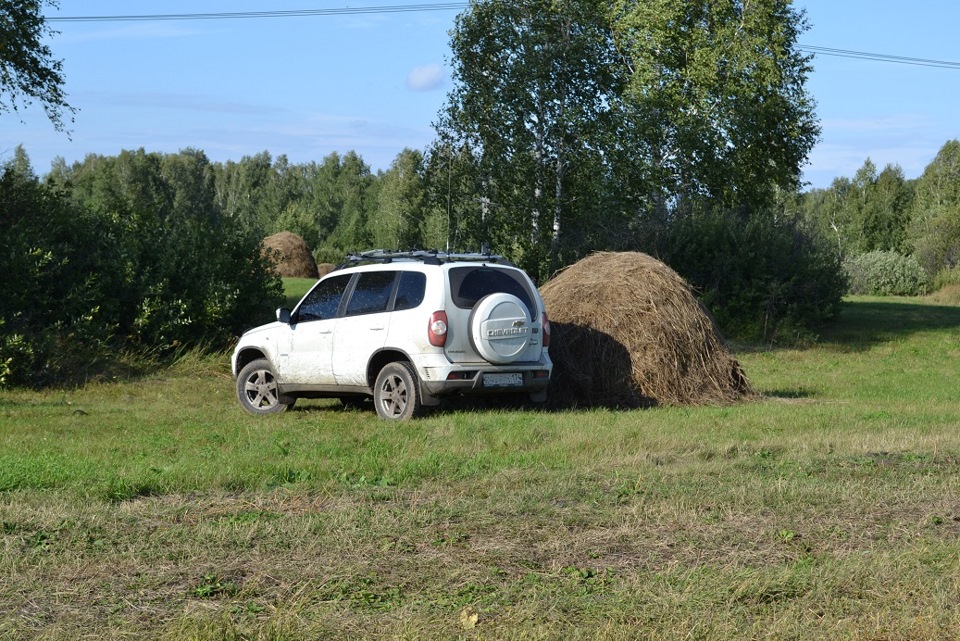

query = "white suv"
[232,250,552,419]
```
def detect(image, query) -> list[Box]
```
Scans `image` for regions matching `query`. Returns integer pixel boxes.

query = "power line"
[800,44,960,71]
[44,6,960,72]
[46,4,470,23]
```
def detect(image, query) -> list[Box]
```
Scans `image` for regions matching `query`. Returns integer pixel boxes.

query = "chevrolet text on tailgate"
[231,250,553,420]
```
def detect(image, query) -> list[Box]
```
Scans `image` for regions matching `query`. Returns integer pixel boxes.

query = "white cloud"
[406,64,445,92]
[57,23,204,44]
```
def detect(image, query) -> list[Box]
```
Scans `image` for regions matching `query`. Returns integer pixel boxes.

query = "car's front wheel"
[374,362,423,420]
[236,358,293,415]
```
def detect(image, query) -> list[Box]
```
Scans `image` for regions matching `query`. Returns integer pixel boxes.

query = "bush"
[653,205,847,343]
[931,265,960,292]
[1,150,283,387]
[0,159,121,386]
[844,251,929,296]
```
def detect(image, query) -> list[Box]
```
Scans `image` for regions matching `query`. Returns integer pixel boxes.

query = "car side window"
[296,274,352,322]
[345,271,397,316]
[393,272,426,311]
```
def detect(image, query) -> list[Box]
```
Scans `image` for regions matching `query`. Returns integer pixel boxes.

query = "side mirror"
[276,307,292,324]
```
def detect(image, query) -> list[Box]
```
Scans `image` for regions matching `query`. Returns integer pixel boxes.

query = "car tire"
[374,361,423,420]
[469,293,532,364]
[236,358,292,415]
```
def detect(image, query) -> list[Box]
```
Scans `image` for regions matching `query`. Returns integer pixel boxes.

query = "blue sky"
[2,1,959,190]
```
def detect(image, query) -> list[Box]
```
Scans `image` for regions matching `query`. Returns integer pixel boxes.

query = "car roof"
[333,249,519,273]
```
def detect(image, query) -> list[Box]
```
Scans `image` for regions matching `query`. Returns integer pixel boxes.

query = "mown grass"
[2,295,960,639]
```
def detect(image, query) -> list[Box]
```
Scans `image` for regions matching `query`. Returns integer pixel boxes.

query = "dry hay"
[316,263,336,279]
[540,251,752,408]
[262,231,319,278]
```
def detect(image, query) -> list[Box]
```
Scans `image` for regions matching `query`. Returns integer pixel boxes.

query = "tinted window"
[449,266,536,317]
[394,272,426,311]
[345,271,397,316]
[296,274,351,322]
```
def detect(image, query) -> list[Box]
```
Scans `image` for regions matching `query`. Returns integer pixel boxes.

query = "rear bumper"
[420,369,551,396]
[414,353,552,398]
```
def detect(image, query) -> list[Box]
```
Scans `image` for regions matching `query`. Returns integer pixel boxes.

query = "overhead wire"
[45,4,960,71]
[799,45,960,71]
[46,4,470,22]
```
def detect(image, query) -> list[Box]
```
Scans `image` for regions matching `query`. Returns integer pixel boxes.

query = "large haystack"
[263,232,319,278]
[540,252,752,408]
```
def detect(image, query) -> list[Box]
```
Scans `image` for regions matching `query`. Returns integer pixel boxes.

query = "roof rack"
[338,249,514,268]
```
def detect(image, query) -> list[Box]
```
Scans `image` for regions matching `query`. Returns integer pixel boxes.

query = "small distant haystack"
[540,252,752,408]
[316,263,336,279]
[263,232,319,278]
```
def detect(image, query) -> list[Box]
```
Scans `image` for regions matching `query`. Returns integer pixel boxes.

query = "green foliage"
[908,140,960,275]
[0,149,118,385]
[373,149,429,250]
[0,0,74,132]
[611,0,820,208]
[931,264,960,291]
[799,160,914,261]
[437,0,628,280]
[59,149,283,350]
[1,148,282,387]
[434,0,828,334]
[845,251,929,296]
[655,204,846,342]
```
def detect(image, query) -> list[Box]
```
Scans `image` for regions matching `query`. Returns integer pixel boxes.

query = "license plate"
[483,372,523,388]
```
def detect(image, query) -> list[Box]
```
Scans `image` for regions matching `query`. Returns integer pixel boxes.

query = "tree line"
[5,0,957,387]
[793,141,960,291]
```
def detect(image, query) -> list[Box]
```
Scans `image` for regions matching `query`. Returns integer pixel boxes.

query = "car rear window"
[394,271,426,311]
[449,266,536,317]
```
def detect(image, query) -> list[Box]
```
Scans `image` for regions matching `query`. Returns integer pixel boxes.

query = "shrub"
[653,205,847,343]
[0,160,120,386]
[931,264,960,292]
[844,251,929,296]
[1,150,283,387]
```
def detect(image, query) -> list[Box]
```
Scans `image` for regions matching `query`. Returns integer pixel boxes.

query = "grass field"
[2,296,960,639]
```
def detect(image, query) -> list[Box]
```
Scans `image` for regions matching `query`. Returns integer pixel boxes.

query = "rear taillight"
[428,311,448,347]
[541,312,551,347]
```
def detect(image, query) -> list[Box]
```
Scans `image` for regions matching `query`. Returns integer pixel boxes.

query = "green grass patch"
[2,296,960,639]
[282,277,316,309]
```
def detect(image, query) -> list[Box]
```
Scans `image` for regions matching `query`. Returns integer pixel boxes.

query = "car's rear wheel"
[236,358,293,415]
[374,362,423,420]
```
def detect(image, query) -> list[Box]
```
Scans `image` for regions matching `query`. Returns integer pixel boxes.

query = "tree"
[0,0,74,132]
[328,151,376,252]
[436,0,839,337]
[213,151,277,232]
[57,149,282,349]
[909,140,960,275]
[438,0,622,278]
[863,164,912,253]
[373,149,427,250]
[611,0,820,210]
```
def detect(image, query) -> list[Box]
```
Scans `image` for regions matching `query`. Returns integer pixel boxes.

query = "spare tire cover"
[469,293,532,364]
